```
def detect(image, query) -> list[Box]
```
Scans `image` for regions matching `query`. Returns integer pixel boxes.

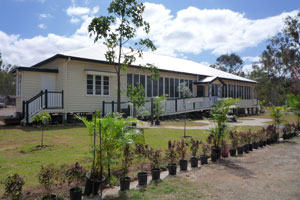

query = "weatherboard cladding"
[31,45,255,84]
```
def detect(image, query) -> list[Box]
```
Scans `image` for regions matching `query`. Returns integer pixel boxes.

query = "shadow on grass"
[218,158,254,179]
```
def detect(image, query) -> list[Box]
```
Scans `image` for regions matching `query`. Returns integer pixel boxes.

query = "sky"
[0,0,299,72]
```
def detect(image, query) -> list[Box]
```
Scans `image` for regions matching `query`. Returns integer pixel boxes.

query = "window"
[197,85,204,97]
[147,76,152,97]
[159,77,164,96]
[189,80,193,93]
[134,74,139,86]
[87,75,93,95]
[241,86,244,99]
[165,78,169,96]
[86,74,109,95]
[17,74,22,96]
[103,76,109,95]
[95,75,102,95]
[175,78,179,97]
[140,75,145,89]
[153,79,158,96]
[170,78,174,98]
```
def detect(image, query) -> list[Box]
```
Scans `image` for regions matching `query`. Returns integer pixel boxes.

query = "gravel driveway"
[179,137,300,200]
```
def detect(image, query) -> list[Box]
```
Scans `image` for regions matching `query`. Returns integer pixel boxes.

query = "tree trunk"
[117,69,121,112]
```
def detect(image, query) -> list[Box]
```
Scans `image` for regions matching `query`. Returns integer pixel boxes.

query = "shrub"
[4,173,25,200]
[37,165,58,196]
[65,162,87,189]
[190,139,200,157]
[148,148,162,169]
[201,141,210,156]
[176,139,187,160]
[165,140,177,164]
[121,143,134,178]
[229,131,238,149]
[135,144,149,172]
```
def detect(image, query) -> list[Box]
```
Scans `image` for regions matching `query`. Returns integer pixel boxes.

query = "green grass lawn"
[159,121,208,127]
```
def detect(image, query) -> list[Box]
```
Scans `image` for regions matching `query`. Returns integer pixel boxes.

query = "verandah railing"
[102,97,212,124]
[22,90,64,124]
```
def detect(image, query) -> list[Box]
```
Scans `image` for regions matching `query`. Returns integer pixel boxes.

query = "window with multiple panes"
[175,79,179,97]
[165,78,169,96]
[170,78,174,98]
[86,74,109,95]
[147,76,152,97]
[159,77,164,96]
[17,74,22,96]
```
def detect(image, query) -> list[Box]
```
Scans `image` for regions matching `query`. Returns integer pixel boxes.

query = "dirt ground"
[178,137,300,200]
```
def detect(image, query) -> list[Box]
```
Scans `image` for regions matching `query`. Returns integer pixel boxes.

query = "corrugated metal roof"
[61,45,256,83]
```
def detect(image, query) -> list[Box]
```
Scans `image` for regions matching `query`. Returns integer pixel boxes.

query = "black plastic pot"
[179,160,188,171]
[211,153,217,162]
[168,163,177,175]
[120,177,131,191]
[84,175,103,196]
[243,144,249,153]
[263,140,267,146]
[200,155,208,165]
[230,148,236,157]
[151,168,160,181]
[221,149,229,158]
[249,144,253,151]
[252,142,258,149]
[259,141,263,147]
[137,172,147,186]
[70,187,82,200]
[266,139,271,145]
[211,146,221,159]
[237,146,243,155]
[190,157,198,168]
[42,194,57,200]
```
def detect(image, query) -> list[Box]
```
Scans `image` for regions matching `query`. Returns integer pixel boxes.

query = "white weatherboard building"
[15,45,258,124]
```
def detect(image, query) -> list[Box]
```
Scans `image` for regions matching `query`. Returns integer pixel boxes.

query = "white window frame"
[17,73,22,97]
[86,74,110,96]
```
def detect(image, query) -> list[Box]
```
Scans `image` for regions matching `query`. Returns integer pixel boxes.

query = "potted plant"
[229,131,238,156]
[135,144,149,186]
[200,141,210,164]
[4,173,25,200]
[252,131,259,149]
[65,162,87,200]
[176,139,188,171]
[257,129,265,147]
[37,165,58,200]
[190,139,199,168]
[148,148,162,180]
[120,143,134,191]
[221,140,229,158]
[245,129,253,151]
[165,140,178,175]
[237,132,244,155]
[209,98,237,159]
[206,131,221,160]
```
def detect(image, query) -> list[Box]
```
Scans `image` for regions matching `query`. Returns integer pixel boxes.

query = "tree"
[210,53,244,76]
[127,83,146,118]
[88,0,159,112]
[178,82,193,137]
[0,52,15,95]
[287,94,300,127]
[32,112,51,147]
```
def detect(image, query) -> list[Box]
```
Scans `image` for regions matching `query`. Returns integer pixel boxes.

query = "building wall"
[16,71,59,112]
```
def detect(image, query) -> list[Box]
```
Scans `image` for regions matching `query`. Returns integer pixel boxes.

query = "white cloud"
[66,6,90,16]
[38,23,46,29]
[39,13,52,19]
[243,64,255,73]
[66,6,99,24]
[140,3,298,57]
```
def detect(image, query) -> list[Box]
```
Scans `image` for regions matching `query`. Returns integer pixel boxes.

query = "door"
[41,74,56,91]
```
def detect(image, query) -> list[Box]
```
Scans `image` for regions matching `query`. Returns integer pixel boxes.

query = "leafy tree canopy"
[210,53,244,76]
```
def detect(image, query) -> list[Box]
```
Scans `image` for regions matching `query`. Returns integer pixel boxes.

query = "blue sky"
[0,0,299,71]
